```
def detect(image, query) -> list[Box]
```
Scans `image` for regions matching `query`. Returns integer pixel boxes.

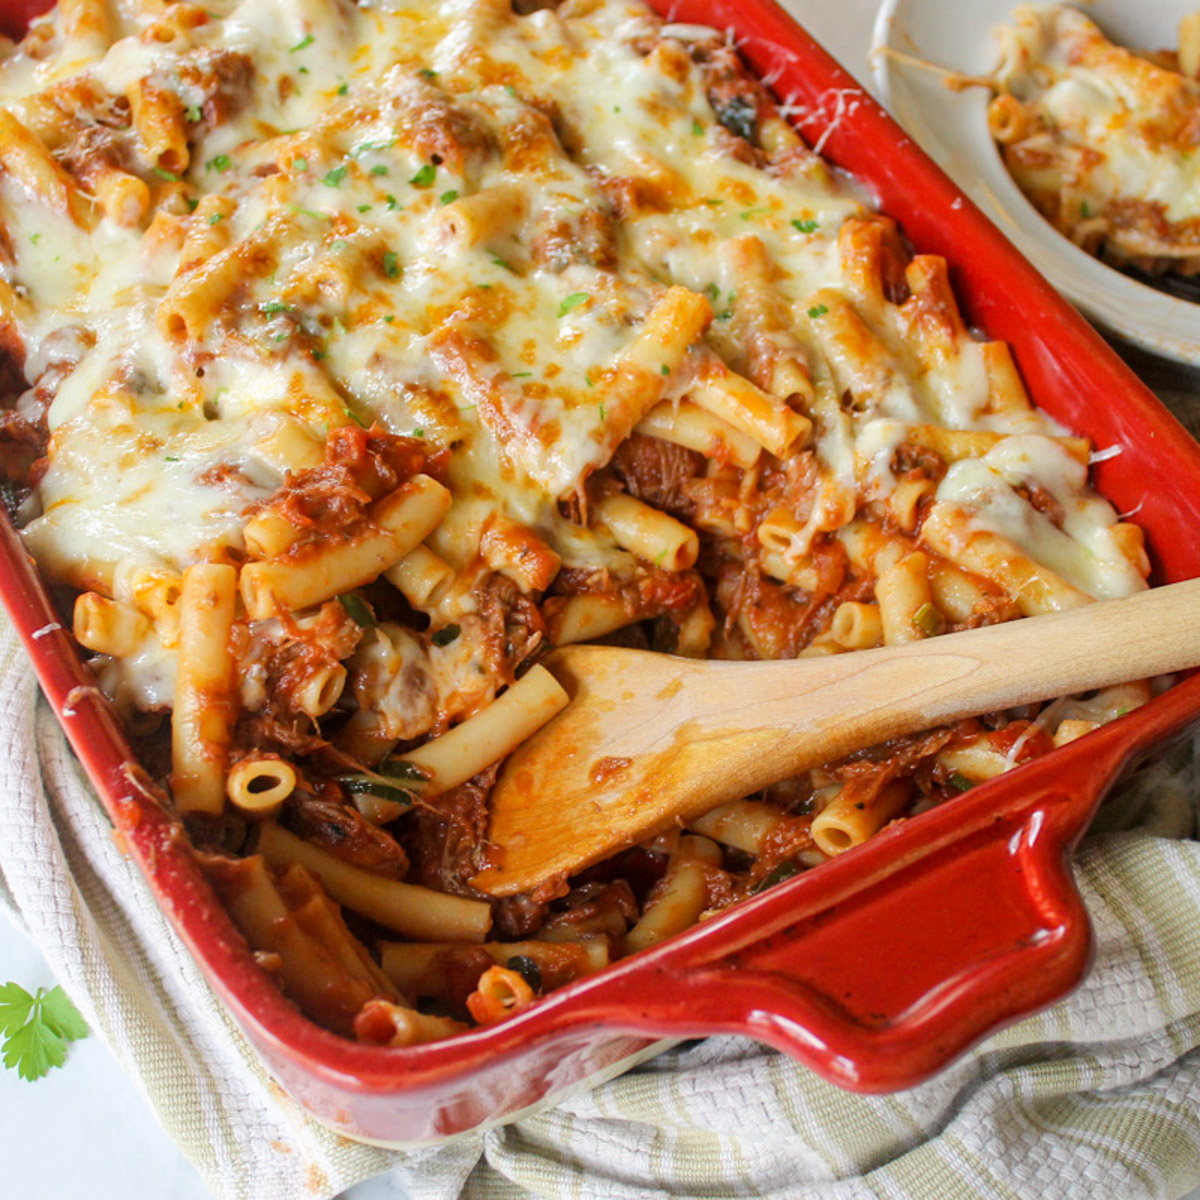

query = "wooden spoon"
[470,578,1200,897]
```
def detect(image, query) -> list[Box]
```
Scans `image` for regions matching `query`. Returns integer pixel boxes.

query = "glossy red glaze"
[4,0,1200,1143]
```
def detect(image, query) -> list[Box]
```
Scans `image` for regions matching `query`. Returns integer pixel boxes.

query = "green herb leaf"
[692,118,704,136]
[382,250,400,279]
[292,156,308,172]
[511,371,532,378]
[430,623,461,647]
[752,861,801,894]
[322,165,348,187]
[558,292,589,317]
[409,163,437,188]
[28,233,40,246]
[378,757,431,782]
[340,777,415,807]
[660,364,670,376]
[331,239,349,252]
[185,104,202,123]
[207,211,226,225]
[338,591,376,627]
[706,282,720,302]
[791,217,818,234]
[357,203,372,213]
[439,189,459,205]
[336,81,349,96]
[164,455,180,462]
[947,772,974,793]
[370,164,389,176]
[260,300,291,315]
[418,68,438,80]
[290,33,314,52]
[343,406,369,428]
[807,303,828,319]
[206,154,232,173]
[490,254,514,272]
[913,601,944,637]
[39,986,89,1044]
[385,194,400,211]
[0,983,87,1082]
[4,1020,65,1082]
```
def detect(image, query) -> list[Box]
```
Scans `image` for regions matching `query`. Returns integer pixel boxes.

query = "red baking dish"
[4,0,1200,1144]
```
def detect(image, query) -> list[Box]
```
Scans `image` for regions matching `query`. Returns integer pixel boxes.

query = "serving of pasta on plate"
[0,0,1156,1049]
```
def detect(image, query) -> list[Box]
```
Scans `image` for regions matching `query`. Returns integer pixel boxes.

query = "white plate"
[870,0,1200,367]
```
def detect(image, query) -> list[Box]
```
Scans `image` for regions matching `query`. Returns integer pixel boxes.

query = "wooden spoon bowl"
[472,578,1200,896]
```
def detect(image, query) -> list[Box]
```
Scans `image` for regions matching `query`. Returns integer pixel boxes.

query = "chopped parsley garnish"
[376,757,430,782]
[385,194,400,210]
[206,154,232,173]
[164,455,180,462]
[0,982,88,1082]
[409,163,437,188]
[692,118,704,136]
[751,861,801,894]
[558,291,589,316]
[511,371,532,378]
[207,211,226,225]
[322,165,348,187]
[661,364,671,376]
[370,164,389,176]
[331,239,349,252]
[336,81,349,96]
[412,427,425,438]
[597,400,606,420]
[152,166,179,182]
[357,203,372,213]
[382,250,400,279]
[947,773,974,793]
[383,314,395,323]
[740,206,770,221]
[292,156,308,172]
[185,198,199,212]
[289,33,314,52]
[343,405,369,428]
[29,233,40,246]
[791,217,818,234]
[340,777,415,807]
[260,300,291,315]
[1080,199,1091,218]
[440,189,459,205]
[913,601,944,637]
[418,68,438,80]
[185,104,202,123]
[706,282,720,302]
[491,254,514,272]
[807,302,828,319]
[703,197,724,206]
[338,592,376,627]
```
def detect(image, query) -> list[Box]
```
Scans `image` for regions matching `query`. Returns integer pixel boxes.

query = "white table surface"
[2,3,1199,1199]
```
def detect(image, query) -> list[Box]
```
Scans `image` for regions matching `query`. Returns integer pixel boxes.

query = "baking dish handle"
[562,732,1131,1091]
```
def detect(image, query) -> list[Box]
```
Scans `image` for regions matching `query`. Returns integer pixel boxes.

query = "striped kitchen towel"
[1,609,1199,1200]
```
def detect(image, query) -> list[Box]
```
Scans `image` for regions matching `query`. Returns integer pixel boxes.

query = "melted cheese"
[0,0,1145,710]
[990,5,1200,260]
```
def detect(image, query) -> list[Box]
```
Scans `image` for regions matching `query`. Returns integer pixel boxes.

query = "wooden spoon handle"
[686,578,1200,788]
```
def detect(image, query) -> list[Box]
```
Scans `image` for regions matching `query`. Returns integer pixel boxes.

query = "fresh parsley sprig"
[0,982,88,1081]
